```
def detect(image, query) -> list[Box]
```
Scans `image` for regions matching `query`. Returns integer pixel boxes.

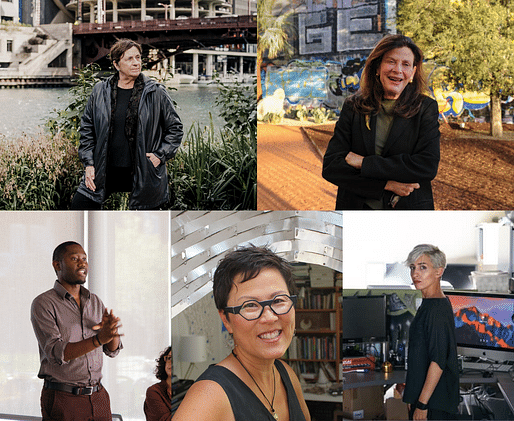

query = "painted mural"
[262,0,500,119]
[263,58,365,110]
[294,0,396,56]
[426,63,491,119]
[263,59,493,118]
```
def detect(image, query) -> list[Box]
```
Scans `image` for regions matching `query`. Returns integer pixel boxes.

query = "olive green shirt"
[375,99,396,155]
[364,99,396,209]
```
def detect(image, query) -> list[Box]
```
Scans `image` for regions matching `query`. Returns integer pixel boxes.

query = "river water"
[0,84,226,139]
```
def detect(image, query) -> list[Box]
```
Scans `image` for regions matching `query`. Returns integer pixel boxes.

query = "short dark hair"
[212,245,297,311]
[155,346,171,381]
[110,39,142,65]
[52,241,82,263]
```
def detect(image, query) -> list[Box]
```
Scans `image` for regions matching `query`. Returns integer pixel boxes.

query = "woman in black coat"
[322,35,440,210]
[71,39,183,210]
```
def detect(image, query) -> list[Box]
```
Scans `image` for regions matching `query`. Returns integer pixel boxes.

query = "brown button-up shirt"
[31,281,122,386]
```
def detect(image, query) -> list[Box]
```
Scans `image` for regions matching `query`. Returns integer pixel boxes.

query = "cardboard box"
[385,398,409,420]
[343,386,384,420]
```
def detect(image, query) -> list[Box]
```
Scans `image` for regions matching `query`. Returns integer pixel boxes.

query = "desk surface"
[342,369,405,389]
[343,369,514,414]
[342,369,500,390]
[303,392,342,403]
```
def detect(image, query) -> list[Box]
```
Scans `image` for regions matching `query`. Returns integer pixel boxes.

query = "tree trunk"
[257,56,263,101]
[490,93,503,138]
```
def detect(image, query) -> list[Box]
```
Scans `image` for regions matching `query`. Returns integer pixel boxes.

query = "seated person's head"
[155,346,172,381]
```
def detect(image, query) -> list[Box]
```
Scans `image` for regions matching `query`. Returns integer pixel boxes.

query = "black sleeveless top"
[195,360,307,421]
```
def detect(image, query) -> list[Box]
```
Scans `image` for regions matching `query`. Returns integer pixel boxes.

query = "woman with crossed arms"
[323,35,440,210]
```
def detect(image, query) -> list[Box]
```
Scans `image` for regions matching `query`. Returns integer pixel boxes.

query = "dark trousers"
[71,166,133,210]
[409,405,457,420]
[41,385,112,421]
[71,192,102,210]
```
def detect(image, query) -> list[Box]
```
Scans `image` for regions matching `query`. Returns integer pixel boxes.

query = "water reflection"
[0,84,225,139]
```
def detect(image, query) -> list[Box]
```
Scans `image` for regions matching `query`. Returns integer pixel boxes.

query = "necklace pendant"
[272,412,279,420]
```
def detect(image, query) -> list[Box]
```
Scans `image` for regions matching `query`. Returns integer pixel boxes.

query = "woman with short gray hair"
[405,244,446,275]
[402,244,459,420]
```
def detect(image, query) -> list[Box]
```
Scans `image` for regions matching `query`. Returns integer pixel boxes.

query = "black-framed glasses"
[224,294,297,321]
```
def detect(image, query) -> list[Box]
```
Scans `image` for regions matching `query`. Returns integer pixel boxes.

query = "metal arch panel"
[172,230,299,283]
[171,211,343,317]
[171,212,295,257]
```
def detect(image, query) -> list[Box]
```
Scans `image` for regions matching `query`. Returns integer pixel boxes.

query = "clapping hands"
[93,309,123,345]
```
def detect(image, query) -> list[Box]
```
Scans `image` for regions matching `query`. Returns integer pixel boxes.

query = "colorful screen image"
[446,293,514,350]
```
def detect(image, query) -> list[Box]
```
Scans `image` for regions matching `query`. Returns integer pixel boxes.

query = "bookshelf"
[284,263,342,384]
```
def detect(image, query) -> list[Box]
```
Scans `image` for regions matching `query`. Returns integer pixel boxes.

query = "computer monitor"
[445,291,514,362]
[342,295,387,343]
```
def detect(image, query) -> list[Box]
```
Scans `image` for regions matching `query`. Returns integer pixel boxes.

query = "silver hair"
[405,244,446,269]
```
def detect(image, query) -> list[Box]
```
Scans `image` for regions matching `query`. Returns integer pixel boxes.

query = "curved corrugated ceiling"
[171,211,342,317]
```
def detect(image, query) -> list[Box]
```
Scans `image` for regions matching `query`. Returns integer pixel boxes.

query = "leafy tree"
[257,0,295,99]
[398,0,514,137]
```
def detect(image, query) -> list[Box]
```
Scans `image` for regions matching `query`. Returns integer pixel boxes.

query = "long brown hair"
[350,34,428,118]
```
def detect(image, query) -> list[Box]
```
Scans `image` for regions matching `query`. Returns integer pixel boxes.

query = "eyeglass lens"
[239,295,294,320]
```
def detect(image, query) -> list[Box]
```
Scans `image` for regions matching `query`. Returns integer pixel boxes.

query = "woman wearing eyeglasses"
[173,245,311,421]
[144,346,172,421]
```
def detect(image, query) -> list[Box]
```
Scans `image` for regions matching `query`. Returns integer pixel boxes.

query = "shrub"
[0,132,82,209]
[169,76,257,209]
[214,75,257,135]
[169,118,256,210]
[46,63,102,145]
[0,69,256,210]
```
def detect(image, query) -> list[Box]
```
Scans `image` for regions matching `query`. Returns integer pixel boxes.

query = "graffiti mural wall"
[264,59,364,110]
[264,59,493,117]
[426,63,491,119]
[263,0,497,118]
[263,0,396,110]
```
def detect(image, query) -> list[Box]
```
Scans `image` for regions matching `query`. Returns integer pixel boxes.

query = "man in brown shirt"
[31,241,123,421]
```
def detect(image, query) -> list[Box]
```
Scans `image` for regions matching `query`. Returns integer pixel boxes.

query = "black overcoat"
[322,95,440,210]
[76,74,183,210]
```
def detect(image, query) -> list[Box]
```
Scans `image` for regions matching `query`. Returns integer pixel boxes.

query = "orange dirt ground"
[257,121,514,210]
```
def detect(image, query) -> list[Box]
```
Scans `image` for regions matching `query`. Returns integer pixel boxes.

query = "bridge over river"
[72,15,257,67]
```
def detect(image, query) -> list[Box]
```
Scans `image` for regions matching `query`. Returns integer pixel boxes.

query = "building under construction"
[0,0,255,85]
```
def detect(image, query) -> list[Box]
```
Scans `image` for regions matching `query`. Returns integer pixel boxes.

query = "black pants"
[71,166,132,210]
[409,405,457,420]
[71,191,103,210]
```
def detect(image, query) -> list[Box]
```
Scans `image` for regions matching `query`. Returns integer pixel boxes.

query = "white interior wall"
[343,211,506,288]
[171,292,231,380]
[0,212,85,417]
[0,211,171,421]
[87,212,171,420]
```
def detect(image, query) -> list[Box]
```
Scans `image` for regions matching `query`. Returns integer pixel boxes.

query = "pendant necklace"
[232,350,279,420]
